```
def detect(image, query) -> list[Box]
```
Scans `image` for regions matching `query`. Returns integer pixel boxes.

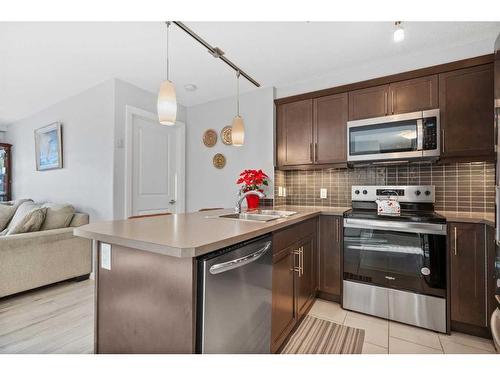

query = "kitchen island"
[74,207,347,354]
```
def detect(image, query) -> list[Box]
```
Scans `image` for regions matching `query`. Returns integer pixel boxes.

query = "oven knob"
[425,190,431,196]
[362,190,368,195]
[415,190,421,196]
[354,190,360,195]
[421,267,431,276]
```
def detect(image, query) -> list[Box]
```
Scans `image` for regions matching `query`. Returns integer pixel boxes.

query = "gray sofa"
[0,201,92,298]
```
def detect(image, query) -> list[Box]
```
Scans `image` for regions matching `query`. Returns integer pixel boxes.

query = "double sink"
[214,209,297,222]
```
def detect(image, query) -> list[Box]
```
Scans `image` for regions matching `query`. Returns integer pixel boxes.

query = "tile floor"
[308,298,497,354]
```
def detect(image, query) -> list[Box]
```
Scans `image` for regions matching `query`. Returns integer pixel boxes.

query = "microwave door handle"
[416,119,423,150]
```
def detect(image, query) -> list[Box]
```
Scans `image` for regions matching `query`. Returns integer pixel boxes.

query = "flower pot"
[246,194,260,210]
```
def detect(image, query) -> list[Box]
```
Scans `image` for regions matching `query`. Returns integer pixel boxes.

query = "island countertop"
[73,207,349,258]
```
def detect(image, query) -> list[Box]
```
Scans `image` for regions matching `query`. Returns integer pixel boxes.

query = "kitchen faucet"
[235,190,265,213]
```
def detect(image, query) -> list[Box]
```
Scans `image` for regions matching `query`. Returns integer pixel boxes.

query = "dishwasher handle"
[209,241,272,275]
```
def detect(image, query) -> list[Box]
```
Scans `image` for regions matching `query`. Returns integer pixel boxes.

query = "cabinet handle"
[314,143,318,162]
[453,227,457,256]
[391,91,394,114]
[384,92,388,115]
[293,248,302,277]
[301,246,304,276]
[309,143,314,162]
[441,129,445,153]
[337,219,340,243]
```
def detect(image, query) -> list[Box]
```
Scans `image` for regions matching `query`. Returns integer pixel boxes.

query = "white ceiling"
[1,22,499,125]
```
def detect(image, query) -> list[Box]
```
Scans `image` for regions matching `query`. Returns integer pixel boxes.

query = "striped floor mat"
[281,316,365,354]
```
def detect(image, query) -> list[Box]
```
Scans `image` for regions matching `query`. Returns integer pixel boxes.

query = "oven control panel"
[352,185,435,203]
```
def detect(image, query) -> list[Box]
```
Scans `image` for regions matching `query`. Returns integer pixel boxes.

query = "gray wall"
[6,80,115,221]
[185,87,275,212]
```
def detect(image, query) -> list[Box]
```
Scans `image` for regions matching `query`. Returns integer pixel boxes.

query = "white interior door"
[125,106,185,218]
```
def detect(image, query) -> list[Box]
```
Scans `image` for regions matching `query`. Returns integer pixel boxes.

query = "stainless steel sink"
[214,210,297,222]
[217,213,282,222]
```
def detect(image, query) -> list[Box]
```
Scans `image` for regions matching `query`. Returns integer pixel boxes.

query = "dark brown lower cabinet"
[448,222,496,338]
[271,218,317,352]
[318,215,343,301]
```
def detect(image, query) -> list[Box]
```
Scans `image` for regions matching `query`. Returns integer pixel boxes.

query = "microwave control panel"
[422,117,438,150]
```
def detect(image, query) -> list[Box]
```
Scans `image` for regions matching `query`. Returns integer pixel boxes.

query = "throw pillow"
[7,207,47,235]
[5,201,41,233]
[40,203,75,230]
[0,204,17,232]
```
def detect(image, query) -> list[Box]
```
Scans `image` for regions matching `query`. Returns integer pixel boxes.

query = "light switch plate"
[278,186,283,197]
[100,243,112,270]
[320,188,327,199]
[283,188,287,197]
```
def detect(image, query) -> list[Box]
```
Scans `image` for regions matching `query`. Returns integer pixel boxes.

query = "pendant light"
[157,21,177,125]
[393,21,405,43]
[231,71,245,146]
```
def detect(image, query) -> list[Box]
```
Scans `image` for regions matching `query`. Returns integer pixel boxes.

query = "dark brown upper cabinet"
[348,84,389,120]
[276,95,348,167]
[439,64,494,161]
[314,93,348,164]
[276,99,314,166]
[389,75,438,115]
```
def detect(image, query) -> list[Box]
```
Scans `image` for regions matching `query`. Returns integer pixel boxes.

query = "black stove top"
[343,208,446,224]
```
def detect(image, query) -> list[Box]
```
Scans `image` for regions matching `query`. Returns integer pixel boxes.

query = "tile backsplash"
[274,162,495,213]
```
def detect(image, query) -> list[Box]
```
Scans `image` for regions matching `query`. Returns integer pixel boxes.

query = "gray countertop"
[74,208,331,258]
[74,205,494,259]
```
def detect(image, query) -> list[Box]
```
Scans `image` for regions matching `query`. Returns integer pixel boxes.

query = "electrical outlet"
[320,188,327,199]
[100,243,112,270]
[278,186,283,197]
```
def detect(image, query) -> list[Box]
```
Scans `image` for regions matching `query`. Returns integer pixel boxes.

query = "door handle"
[169,199,176,204]
[209,241,271,275]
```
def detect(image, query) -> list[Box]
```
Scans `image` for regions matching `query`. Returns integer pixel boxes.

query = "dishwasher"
[196,235,273,354]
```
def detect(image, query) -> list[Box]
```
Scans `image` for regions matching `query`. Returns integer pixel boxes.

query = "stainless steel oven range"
[342,185,448,333]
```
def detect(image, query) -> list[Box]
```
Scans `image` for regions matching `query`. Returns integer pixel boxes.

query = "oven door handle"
[343,218,446,235]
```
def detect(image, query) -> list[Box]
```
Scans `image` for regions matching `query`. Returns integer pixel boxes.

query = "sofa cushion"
[5,201,42,232]
[0,204,18,232]
[40,203,75,231]
[7,207,47,235]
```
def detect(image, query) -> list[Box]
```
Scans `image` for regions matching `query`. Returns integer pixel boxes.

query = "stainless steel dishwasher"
[196,235,272,354]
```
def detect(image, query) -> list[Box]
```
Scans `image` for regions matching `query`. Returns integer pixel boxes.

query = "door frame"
[124,105,186,218]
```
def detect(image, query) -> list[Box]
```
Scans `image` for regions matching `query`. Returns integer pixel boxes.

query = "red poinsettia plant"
[236,169,269,193]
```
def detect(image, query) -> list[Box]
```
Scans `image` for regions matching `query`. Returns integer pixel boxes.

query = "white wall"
[6,80,115,221]
[276,37,495,98]
[186,87,275,212]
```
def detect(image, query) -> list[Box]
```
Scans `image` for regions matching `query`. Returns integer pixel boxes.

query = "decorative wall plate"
[221,126,232,145]
[203,129,217,147]
[213,153,226,169]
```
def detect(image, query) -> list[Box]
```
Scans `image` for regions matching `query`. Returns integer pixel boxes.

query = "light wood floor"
[0,279,94,354]
[0,280,497,354]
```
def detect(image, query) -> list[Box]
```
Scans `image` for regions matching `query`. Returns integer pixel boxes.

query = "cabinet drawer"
[273,218,316,254]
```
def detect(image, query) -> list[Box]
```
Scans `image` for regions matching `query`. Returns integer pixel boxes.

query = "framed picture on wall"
[34,122,63,171]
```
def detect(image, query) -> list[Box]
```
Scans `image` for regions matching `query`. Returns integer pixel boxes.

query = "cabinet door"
[271,247,296,352]
[296,234,316,319]
[348,85,389,121]
[319,216,342,297]
[449,223,487,327]
[276,100,314,166]
[439,64,494,159]
[314,93,348,164]
[389,75,438,114]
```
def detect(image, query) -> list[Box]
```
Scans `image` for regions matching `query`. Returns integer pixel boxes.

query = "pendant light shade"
[231,115,245,146]
[158,80,177,125]
[157,21,177,126]
[231,71,244,146]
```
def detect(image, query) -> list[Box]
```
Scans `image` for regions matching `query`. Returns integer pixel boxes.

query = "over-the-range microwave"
[347,109,440,164]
